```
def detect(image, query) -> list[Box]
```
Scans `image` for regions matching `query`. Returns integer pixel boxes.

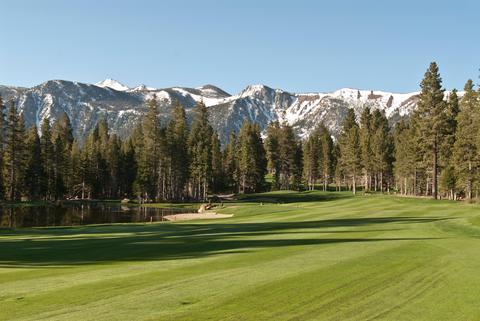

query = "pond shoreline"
[0,202,199,228]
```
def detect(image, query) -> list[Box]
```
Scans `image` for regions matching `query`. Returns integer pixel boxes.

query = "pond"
[0,203,197,228]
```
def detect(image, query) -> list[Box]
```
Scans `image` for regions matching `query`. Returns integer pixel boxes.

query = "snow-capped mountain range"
[0,78,438,143]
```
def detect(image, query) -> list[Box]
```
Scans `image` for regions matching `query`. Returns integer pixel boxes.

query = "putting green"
[1,191,480,320]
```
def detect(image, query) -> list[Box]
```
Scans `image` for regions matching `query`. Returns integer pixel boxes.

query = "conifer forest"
[0,62,478,202]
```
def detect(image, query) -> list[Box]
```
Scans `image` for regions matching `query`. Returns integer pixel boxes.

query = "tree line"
[394,63,480,200]
[0,96,268,202]
[0,62,478,202]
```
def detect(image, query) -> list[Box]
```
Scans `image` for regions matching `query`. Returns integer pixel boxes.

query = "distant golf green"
[1,191,480,320]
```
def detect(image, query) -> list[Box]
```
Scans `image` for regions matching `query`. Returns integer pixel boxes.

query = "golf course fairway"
[1,191,480,320]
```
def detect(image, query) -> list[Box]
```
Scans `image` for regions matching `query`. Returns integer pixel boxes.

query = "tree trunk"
[413,168,417,195]
[364,173,368,192]
[468,161,473,200]
[9,154,15,201]
[81,181,85,199]
[380,172,384,193]
[203,177,207,201]
[432,139,438,200]
[241,175,245,194]
[352,174,356,195]
[426,177,429,197]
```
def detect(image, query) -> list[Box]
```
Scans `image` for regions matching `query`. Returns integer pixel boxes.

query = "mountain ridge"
[0,78,455,143]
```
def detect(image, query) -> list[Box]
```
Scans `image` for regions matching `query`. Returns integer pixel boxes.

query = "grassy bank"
[0,200,54,208]
[1,191,480,320]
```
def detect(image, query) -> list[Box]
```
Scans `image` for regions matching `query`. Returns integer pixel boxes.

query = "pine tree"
[394,119,416,195]
[333,143,343,191]
[3,102,26,200]
[95,119,110,198]
[439,90,460,199]
[17,113,27,198]
[69,140,84,198]
[82,130,97,198]
[52,131,66,200]
[136,97,160,201]
[440,164,456,200]
[49,113,74,198]
[446,89,460,141]
[291,139,303,191]
[359,107,373,191]
[24,126,43,199]
[224,132,239,192]
[52,112,74,147]
[339,109,361,195]
[277,123,301,190]
[413,62,446,199]
[442,90,460,163]
[453,79,478,199]
[77,125,108,199]
[317,124,334,191]
[188,101,213,200]
[83,132,101,200]
[167,102,189,200]
[157,126,169,200]
[40,118,54,200]
[210,131,223,193]
[265,121,281,189]
[0,95,5,199]
[302,123,334,191]
[302,134,319,190]
[106,134,122,198]
[238,122,267,193]
[132,125,147,200]
[371,110,394,192]
[121,137,137,198]
[80,135,96,199]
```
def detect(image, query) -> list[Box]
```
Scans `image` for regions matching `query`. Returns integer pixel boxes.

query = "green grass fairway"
[2,191,480,320]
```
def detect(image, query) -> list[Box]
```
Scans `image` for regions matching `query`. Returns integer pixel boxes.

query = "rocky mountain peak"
[0,79,440,144]
[95,78,129,91]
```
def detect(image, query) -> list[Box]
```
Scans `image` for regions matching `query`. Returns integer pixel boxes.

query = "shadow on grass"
[237,191,352,204]
[0,216,448,268]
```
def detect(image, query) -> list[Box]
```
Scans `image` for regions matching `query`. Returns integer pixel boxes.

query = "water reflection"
[0,203,196,228]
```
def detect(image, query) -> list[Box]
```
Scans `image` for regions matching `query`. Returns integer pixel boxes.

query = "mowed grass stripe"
[24,239,416,320]
[165,242,447,321]
[2,216,409,320]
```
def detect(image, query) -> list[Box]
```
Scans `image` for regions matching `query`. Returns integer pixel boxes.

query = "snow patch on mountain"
[95,79,130,91]
[129,84,157,92]
[171,87,231,107]
[0,78,453,144]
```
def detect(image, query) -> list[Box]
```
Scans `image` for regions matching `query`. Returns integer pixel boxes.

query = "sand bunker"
[163,213,233,221]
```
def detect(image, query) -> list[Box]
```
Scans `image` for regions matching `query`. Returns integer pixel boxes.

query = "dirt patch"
[163,213,233,222]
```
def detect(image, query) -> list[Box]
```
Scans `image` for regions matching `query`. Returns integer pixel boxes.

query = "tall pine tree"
[0,95,5,199]
[453,80,478,199]
[24,126,43,200]
[188,101,213,200]
[413,62,446,199]
[339,109,361,195]
[238,122,267,193]
[3,102,26,200]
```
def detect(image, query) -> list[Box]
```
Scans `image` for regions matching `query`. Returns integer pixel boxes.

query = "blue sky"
[1,0,478,94]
